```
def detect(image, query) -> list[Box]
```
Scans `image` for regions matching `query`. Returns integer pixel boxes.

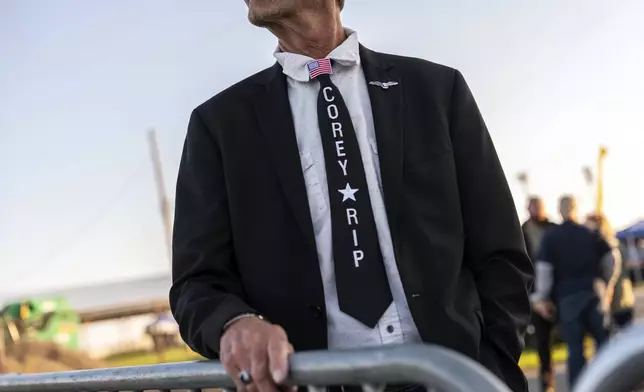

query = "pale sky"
[1,0,642,296]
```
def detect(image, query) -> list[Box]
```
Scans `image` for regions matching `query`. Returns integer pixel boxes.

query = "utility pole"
[596,146,608,215]
[582,166,594,213]
[147,129,173,267]
[0,320,6,373]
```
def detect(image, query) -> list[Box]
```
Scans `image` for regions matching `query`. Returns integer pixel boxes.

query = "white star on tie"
[338,183,358,202]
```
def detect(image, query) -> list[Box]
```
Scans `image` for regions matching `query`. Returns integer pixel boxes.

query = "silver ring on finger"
[239,369,253,385]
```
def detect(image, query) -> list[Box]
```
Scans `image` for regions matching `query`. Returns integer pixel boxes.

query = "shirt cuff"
[530,292,544,304]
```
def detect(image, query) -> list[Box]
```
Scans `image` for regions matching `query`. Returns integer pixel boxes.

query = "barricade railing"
[574,321,644,392]
[0,344,511,392]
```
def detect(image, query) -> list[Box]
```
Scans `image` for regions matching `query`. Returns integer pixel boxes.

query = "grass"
[519,340,596,370]
[104,346,203,368]
[519,346,567,369]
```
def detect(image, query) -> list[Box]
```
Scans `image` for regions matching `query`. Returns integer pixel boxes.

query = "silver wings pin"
[369,81,399,90]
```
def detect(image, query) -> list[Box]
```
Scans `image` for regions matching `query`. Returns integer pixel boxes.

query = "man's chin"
[247,14,272,27]
[247,7,295,27]
[247,12,263,27]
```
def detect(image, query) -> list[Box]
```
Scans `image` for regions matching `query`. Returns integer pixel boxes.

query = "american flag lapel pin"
[307,58,332,79]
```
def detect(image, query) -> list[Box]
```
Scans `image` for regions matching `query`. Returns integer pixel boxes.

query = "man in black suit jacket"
[170,1,533,392]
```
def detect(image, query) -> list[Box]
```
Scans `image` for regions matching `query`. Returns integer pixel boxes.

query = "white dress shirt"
[274,29,422,349]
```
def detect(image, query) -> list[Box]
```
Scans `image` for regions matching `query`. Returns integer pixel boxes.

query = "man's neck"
[269,11,345,59]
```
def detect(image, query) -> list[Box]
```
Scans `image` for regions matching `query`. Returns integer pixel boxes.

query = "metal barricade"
[0,344,511,392]
[574,322,644,392]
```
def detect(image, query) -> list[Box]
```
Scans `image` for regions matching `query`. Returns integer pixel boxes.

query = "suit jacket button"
[309,305,323,319]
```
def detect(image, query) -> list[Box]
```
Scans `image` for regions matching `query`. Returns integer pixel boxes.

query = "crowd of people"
[522,196,636,392]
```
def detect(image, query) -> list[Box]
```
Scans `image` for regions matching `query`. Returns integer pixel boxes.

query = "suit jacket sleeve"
[170,108,256,358]
[448,70,534,385]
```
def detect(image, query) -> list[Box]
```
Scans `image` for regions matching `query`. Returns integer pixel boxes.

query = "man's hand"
[220,316,295,392]
[533,301,555,320]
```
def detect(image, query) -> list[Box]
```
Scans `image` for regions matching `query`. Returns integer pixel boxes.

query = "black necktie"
[308,59,393,328]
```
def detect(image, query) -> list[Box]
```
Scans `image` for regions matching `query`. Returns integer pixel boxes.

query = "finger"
[250,342,279,392]
[244,329,274,392]
[284,344,296,391]
[267,338,293,384]
[221,355,246,392]
[223,338,252,392]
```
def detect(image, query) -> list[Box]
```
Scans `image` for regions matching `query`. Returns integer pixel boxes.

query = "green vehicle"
[0,297,105,374]
[1,297,80,350]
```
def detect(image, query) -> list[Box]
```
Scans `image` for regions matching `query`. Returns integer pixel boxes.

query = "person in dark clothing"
[170,1,533,392]
[532,195,614,389]
[522,197,557,392]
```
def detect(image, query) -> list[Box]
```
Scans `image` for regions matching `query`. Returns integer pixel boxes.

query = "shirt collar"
[273,28,361,82]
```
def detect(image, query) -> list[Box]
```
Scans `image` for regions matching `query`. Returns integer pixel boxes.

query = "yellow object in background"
[19,303,30,320]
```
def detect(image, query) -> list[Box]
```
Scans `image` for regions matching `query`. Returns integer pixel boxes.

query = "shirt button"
[309,305,323,319]
[386,325,394,333]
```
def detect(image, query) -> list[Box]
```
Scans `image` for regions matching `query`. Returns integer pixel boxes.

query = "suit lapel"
[360,45,404,241]
[254,63,318,256]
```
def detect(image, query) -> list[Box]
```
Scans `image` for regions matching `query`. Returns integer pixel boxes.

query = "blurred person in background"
[522,197,557,392]
[585,214,635,331]
[170,1,533,391]
[146,308,180,361]
[532,196,616,389]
